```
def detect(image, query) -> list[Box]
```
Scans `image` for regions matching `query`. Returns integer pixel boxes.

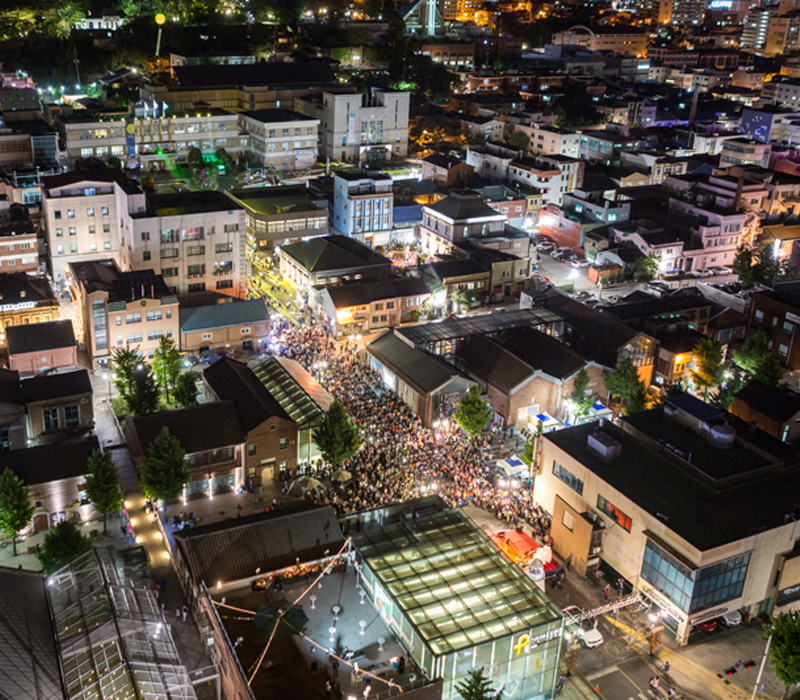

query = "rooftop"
[733,379,800,423]
[172,60,336,88]
[351,498,563,656]
[280,235,390,273]
[546,417,800,551]
[20,369,92,404]
[174,503,343,585]
[227,186,324,216]
[179,299,268,332]
[368,329,468,394]
[323,277,430,309]
[423,192,505,224]
[1,435,99,485]
[127,402,246,455]
[6,319,75,355]
[241,108,318,124]
[0,273,57,307]
[139,190,244,218]
[251,356,333,426]
[69,260,174,303]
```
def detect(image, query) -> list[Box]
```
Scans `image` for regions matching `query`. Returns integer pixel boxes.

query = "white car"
[537,242,555,252]
[695,268,714,277]
[552,247,573,258]
[684,270,701,279]
[571,258,591,268]
[722,610,743,626]
[564,606,604,648]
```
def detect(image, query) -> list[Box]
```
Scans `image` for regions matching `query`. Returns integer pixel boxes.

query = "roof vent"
[707,423,735,449]
[587,431,622,461]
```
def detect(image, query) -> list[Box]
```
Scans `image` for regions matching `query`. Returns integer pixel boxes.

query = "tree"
[453,386,493,439]
[508,131,530,150]
[567,368,593,420]
[765,613,800,698]
[174,372,198,407]
[456,667,498,700]
[152,335,181,403]
[734,330,785,386]
[604,358,646,414]
[127,364,160,415]
[313,401,361,467]
[82,449,123,536]
[520,438,534,467]
[139,427,190,513]
[0,468,34,557]
[37,520,93,574]
[632,254,660,282]
[690,338,726,398]
[110,343,141,405]
[187,147,204,170]
[470,133,486,146]
[628,384,650,414]
[452,287,470,312]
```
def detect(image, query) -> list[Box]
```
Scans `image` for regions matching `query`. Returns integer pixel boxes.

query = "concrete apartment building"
[331,172,394,248]
[58,107,247,167]
[518,124,580,158]
[747,281,800,371]
[550,26,648,55]
[507,156,585,207]
[123,191,248,299]
[0,222,38,274]
[719,138,772,169]
[237,109,320,171]
[225,186,329,255]
[536,395,800,645]
[294,90,410,164]
[69,260,179,367]
[41,170,146,283]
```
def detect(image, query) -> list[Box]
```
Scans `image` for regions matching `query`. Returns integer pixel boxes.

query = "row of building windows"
[56,242,112,255]
[53,206,110,219]
[55,225,111,235]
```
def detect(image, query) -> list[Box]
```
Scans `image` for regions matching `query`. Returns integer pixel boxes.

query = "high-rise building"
[658,0,707,25]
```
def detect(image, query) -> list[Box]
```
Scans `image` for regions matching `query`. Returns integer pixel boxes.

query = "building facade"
[238,109,319,171]
[331,172,394,248]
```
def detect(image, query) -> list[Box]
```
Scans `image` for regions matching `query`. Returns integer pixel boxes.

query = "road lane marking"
[586,667,620,681]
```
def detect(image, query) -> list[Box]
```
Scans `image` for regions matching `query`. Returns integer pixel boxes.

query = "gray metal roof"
[175,505,344,584]
[179,299,268,332]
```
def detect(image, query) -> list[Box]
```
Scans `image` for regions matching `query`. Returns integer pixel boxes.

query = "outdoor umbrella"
[295,476,322,490]
[254,601,309,639]
[332,470,352,482]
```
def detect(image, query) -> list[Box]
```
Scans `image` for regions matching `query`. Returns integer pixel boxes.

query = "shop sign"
[786,312,800,325]
[513,627,561,655]
[0,301,35,313]
[776,583,800,607]
[689,608,727,626]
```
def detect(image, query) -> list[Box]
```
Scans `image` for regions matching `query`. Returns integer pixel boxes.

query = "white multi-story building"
[122,191,248,299]
[507,155,585,207]
[41,170,146,283]
[331,172,394,249]
[294,90,410,164]
[58,107,247,167]
[516,124,580,158]
[237,109,320,171]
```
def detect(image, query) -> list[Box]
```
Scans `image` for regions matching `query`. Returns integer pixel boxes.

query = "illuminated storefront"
[351,499,564,699]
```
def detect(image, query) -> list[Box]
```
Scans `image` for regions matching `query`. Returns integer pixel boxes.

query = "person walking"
[556,674,566,693]
[182,604,189,621]
[324,679,332,700]
[604,584,610,601]
[565,554,572,572]
[175,607,181,622]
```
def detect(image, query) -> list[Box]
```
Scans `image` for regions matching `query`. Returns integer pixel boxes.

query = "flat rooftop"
[545,418,800,551]
[228,187,323,215]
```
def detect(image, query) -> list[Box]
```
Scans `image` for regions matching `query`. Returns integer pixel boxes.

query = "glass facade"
[641,539,751,615]
[353,505,564,699]
[553,461,584,495]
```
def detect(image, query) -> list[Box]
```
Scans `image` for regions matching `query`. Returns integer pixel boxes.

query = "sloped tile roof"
[7,320,76,355]
[20,369,92,404]
[180,299,268,333]
[280,235,390,273]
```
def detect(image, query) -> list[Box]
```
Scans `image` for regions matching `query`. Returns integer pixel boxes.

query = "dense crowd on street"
[274,315,552,543]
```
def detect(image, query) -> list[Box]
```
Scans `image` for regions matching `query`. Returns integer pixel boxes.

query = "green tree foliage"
[453,386,493,439]
[174,372,198,407]
[139,427,189,510]
[470,132,487,146]
[765,613,800,697]
[568,368,593,419]
[628,384,650,414]
[110,343,141,404]
[451,287,470,311]
[604,358,646,414]
[127,364,160,416]
[633,254,660,282]
[38,520,92,574]
[690,338,726,398]
[187,147,204,170]
[456,667,498,700]
[734,330,785,387]
[508,131,530,150]
[0,468,34,557]
[152,335,181,403]
[313,400,361,467]
[82,449,123,536]
[520,438,534,467]
[733,244,799,289]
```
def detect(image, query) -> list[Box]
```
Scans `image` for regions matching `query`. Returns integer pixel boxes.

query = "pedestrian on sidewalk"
[175,607,181,622]
[182,604,189,621]
[604,584,610,601]
[325,679,332,700]
[566,554,572,572]
[556,674,565,693]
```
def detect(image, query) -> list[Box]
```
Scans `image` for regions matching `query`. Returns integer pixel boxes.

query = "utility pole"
[73,46,81,86]
[750,634,772,700]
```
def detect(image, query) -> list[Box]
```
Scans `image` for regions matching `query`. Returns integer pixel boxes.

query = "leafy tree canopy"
[83,449,123,535]
[174,372,198,407]
[38,520,92,574]
[140,427,189,505]
[734,330,785,387]
[633,254,660,282]
[453,386,493,439]
[765,612,800,694]
[456,667,498,700]
[604,357,645,414]
[0,467,34,557]
[313,400,361,467]
[690,338,726,396]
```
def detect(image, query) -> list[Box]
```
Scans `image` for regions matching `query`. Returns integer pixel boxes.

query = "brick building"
[7,320,77,377]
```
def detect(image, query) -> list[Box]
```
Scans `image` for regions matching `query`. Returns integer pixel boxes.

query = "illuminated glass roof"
[352,505,562,655]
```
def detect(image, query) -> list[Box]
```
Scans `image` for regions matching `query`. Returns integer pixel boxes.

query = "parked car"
[537,242,555,252]
[646,281,672,296]
[684,270,701,279]
[696,619,718,632]
[714,266,733,275]
[722,610,743,626]
[570,258,591,268]
[552,247,573,258]
[563,606,604,648]
[695,268,714,277]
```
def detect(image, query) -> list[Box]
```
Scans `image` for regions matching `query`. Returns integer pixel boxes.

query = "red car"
[696,619,718,632]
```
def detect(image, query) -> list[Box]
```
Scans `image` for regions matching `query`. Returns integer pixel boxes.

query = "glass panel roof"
[352,507,562,655]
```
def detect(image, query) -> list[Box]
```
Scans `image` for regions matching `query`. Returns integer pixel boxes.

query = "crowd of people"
[273,315,552,544]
